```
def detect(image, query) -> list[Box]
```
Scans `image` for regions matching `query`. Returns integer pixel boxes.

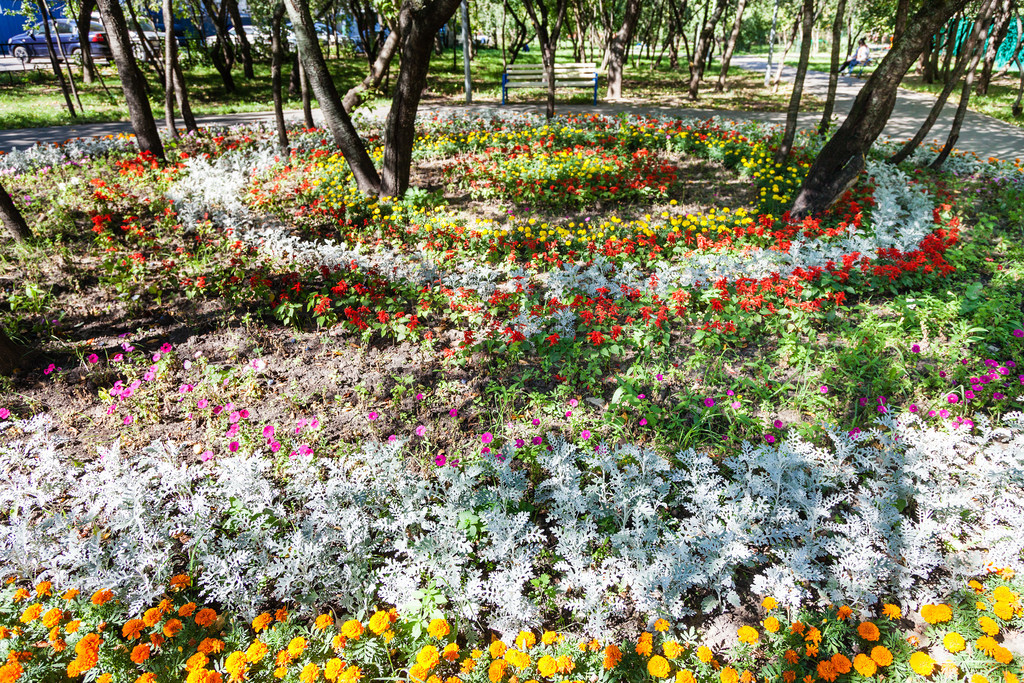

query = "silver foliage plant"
[2,409,1022,637]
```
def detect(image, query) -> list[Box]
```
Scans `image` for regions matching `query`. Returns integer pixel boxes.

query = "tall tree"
[38,0,77,118]
[225,0,255,78]
[521,0,569,119]
[271,0,290,151]
[75,0,98,83]
[775,0,814,163]
[96,0,165,158]
[888,0,995,164]
[606,0,643,99]
[201,0,237,93]
[976,0,1015,94]
[0,181,32,243]
[687,0,729,99]
[790,0,970,218]
[715,0,748,92]
[817,0,847,135]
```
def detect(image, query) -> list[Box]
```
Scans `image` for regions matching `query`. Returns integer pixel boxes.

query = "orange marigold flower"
[246,641,268,664]
[122,619,146,640]
[198,638,226,655]
[648,656,672,679]
[252,613,273,632]
[720,667,739,683]
[515,632,536,650]
[816,661,837,683]
[488,660,507,683]
[63,589,80,601]
[969,580,985,593]
[555,655,574,674]
[42,608,63,629]
[604,644,623,670]
[697,646,714,664]
[976,636,999,656]
[782,671,796,683]
[943,633,965,653]
[490,640,507,659]
[66,620,81,634]
[341,620,364,640]
[97,675,112,683]
[163,618,183,638]
[225,651,247,682]
[836,606,853,621]
[654,619,671,632]
[428,619,450,639]
[920,604,952,624]
[678,670,697,683]
[784,650,799,665]
[505,649,531,671]
[194,608,217,627]
[143,607,162,628]
[789,622,805,635]
[275,607,289,622]
[417,646,441,670]
[663,640,683,659]
[324,659,344,682]
[35,581,52,597]
[300,663,320,683]
[130,643,151,664]
[170,574,192,590]
[91,589,114,606]
[636,633,654,657]
[331,634,347,651]
[856,622,880,642]
[831,654,851,675]
[12,588,30,603]
[763,617,780,633]
[460,658,477,675]
[737,626,759,645]
[804,627,822,645]
[287,637,307,658]
[368,611,390,635]
[134,674,157,683]
[179,602,197,618]
[19,604,42,623]
[978,616,999,636]
[853,654,876,677]
[993,646,1013,664]
[443,643,460,662]
[315,614,334,630]
[1005,672,1019,683]
[274,667,287,679]
[908,652,935,676]
[881,604,901,621]
[869,646,892,667]
[541,631,559,645]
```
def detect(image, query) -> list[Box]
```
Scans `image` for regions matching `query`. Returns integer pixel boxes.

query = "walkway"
[2,57,1023,162]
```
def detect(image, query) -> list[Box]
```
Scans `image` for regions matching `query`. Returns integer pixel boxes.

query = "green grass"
[898,72,1024,130]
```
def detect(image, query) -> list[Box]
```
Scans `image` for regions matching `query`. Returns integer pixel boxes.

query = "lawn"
[0,109,1022,683]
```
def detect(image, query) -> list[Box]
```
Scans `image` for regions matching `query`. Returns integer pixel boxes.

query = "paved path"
[2,56,1023,162]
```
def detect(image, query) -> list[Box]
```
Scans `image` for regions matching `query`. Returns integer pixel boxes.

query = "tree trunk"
[920,35,935,82]
[940,14,960,82]
[817,0,847,135]
[289,53,301,96]
[126,0,165,83]
[45,2,84,112]
[521,0,569,119]
[977,0,1013,94]
[38,0,77,118]
[715,0,747,91]
[0,181,32,243]
[775,0,814,163]
[271,1,290,151]
[992,12,1021,80]
[790,0,969,218]
[285,0,381,193]
[770,17,801,91]
[894,0,910,40]
[379,0,463,196]
[96,0,165,159]
[889,0,996,164]
[343,29,400,112]
[605,0,643,98]
[172,61,197,132]
[298,57,314,127]
[225,0,255,78]
[1014,51,1024,115]
[201,0,236,93]
[76,0,98,83]
[0,326,27,377]
[164,0,179,139]
[687,0,728,98]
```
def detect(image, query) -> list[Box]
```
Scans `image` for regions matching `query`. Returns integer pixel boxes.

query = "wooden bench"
[501,62,599,105]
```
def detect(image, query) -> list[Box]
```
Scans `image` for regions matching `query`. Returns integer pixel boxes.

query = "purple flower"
[415,425,427,437]
[515,438,525,448]
[532,436,543,445]
[581,429,591,440]
[482,432,493,444]
[1013,329,1024,338]
[368,411,379,421]
[703,397,715,408]
[858,397,868,407]
[993,392,1005,400]
[911,344,921,353]
[773,419,784,430]
[435,454,446,466]
[765,433,776,444]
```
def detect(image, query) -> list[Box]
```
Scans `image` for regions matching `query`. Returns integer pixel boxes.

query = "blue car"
[8,18,111,63]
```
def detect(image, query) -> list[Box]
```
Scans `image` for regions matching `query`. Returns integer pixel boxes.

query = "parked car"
[91,12,163,60]
[7,19,110,63]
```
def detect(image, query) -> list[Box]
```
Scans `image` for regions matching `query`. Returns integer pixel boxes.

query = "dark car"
[7,19,110,63]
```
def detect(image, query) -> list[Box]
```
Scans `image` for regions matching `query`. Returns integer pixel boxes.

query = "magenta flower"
[703,397,715,408]
[580,429,591,440]
[112,354,124,362]
[481,447,490,454]
[239,409,250,419]
[416,393,424,400]
[947,394,959,404]
[773,419,784,429]
[270,441,281,452]
[229,411,241,423]
[819,385,828,394]
[858,397,868,407]
[993,392,1005,400]
[731,401,741,409]
[848,428,861,438]
[0,408,10,419]
[515,438,525,448]
[764,433,775,444]
[481,432,493,444]
[388,434,397,441]
[569,398,578,407]
[639,418,647,426]
[197,399,209,409]
[105,403,116,415]
[939,409,950,418]
[229,441,240,452]
[656,374,664,381]
[434,454,446,466]
[911,344,921,353]
[263,425,275,439]
[87,354,99,364]
[152,353,162,362]
[532,418,540,426]
[368,412,379,421]
[909,404,919,412]
[449,408,458,417]
[179,384,193,394]
[123,415,134,425]
[532,436,543,445]
[1013,329,1024,338]
[565,410,572,417]
[415,425,427,437]
[160,343,173,353]
[200,450,213,462]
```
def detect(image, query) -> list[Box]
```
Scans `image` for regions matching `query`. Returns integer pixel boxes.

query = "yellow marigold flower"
[246,641,268,664]
[853,654,876,677]
[505,649,531,670]
[740,670,753,683]
[35,581,52,597]
[541,631,559,645]
[654,618,671,632]
[636,632,654,657]
[697,645,714,663]
[315,614,334,630]
[648,655,672,679]
[977,636,999,656]
[971,676,988,683]
[881,604,901,620]
[324,659,344,682]
[275,607,288,622]
[816,661,837,683]
[920,604,952,624]
[977,601,989,611]
[940,662,959,677]
[992,646,1013,664]
[417,646,441,670]
[287,637,307,658]
[274,667,287,679]
[186,652,210,671]
[339,667,361,683]
[428,619,450,639]
[831,654,851,675]
[721,666,740,683]
[42,608,63,629]
[737,626,759,644]
[489,640,507,659]
[663,640,683,659]
[856,622,880,642]
[537,656,557,677]
[763,617,780,633]
[969,580,985,593]
[342,620,364,640]
[762,597,778,610]
[488,660,507,683]
[677,670,697,683]
[66,620,81,634]
[142,607,162,627]
[869,646,892,667]
[979,616,999,636]
[1005,672,1019,683]
[135,674,157,683]
[383,630,395,644]
[225,652,247,682]
[555,655,574,674]
[179,602,197,618]
[12,588,30,603]
[19,603,42,623]
[515,631,536,650]
[368,611,390,635]
[993,602,1013,620]
[943,632,965,653]
[992,586,1016,603]
[300,663,320,683]
[460,658,477,675]
[409,663,430,682]
[604,644,623,669]
[331,634,347,651]
[909,652,935,676]
[63,589,80,601]
[97,673,112,683]
[130,643,151,664]
[195,608,217,627]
